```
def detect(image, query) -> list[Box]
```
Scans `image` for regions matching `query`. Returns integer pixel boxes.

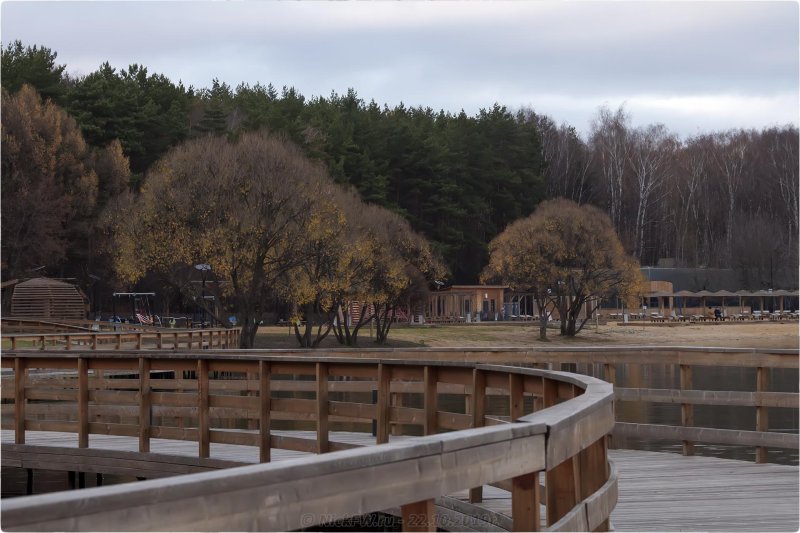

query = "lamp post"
[195,264,211,329]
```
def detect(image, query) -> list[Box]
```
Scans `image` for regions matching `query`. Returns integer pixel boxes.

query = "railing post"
[509,372,524,421]
[680,364,694,456]
[14,358,26,444]
[603,363,616,449]
[376,363,391,444]
[91,334,97,350]
[512,471,541,531]
[423,366,437,435]
[259,361,271,462]
[579,437,610,531]
[543,377,558,408]
[173,332,179,350]
[756,366,769,463]
[469,368,487,503]
[401,499,435,532]
[157,332,163,350]
[546,456,579,527]
[65,334,71,350]
[139,357,151,453]
[78,358,89,448]
[115,333,121,350]
[316,362,329,453]
[603,363,616,385]
[197,358,210,458]
[11,336,17,350]
[136,333,142,350]
[40,335,45,350]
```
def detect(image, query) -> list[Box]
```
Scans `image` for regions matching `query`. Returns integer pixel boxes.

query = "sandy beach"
[254,320,799,350]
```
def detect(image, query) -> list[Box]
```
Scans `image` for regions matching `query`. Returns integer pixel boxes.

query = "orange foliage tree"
[482,198,642,339]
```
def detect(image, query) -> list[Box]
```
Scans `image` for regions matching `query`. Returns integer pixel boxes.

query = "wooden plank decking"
[2,430,798,532]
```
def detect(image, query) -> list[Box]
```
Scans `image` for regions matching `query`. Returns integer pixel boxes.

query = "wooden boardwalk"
[3,430,797,531]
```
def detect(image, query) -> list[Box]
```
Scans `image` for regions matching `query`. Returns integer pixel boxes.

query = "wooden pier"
[3,430,798,531]
[1,347,797,531]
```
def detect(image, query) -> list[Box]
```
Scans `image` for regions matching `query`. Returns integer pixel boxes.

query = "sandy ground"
[254,320,799,350]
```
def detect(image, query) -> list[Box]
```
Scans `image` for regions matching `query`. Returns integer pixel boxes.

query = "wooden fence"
[2,327,241,351]
[1,353,616,531]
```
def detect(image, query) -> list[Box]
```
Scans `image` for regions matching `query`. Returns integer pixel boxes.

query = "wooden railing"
[203,345,798,463]
[1,345,795,461]
[1,327,241,350]
[1,352,616,531]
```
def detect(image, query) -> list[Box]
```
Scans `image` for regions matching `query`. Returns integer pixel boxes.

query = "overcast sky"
[3,1,798,138]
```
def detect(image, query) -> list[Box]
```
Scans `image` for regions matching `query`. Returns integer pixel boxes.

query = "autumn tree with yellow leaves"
[279,186,444,347]
[112,131,330,347]
[112,130,443,348]
[482,198,642,340]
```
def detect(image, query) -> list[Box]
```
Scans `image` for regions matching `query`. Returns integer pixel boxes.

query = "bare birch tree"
[627,124,676,261]
[589,106,632,240]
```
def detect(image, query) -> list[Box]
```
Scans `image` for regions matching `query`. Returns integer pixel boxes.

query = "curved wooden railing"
[1,345,796,461]
[1,326,241,350]
[1,352,616,531]
[206,345,798,463]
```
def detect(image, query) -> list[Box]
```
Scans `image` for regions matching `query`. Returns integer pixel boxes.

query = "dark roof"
[10,277,87,319]
[641,267,742,292]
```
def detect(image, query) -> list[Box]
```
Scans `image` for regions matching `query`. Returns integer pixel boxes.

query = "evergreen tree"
[1,41,66,103]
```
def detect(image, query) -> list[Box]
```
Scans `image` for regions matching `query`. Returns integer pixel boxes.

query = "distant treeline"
[2,41,797,289]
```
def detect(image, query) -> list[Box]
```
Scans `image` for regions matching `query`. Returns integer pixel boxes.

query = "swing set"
[111,292,160,326]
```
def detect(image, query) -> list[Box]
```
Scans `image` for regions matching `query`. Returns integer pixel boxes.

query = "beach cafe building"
[426,285,597,323]
[642,283,799,318]
[427,285,508,322]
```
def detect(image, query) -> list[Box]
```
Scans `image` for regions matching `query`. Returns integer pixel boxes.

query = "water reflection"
[613,363,798,465]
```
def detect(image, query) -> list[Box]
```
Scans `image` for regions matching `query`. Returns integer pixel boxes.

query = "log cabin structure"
[9,278,88,320]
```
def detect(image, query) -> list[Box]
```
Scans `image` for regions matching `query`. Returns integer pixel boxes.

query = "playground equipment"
[111,292,159,326]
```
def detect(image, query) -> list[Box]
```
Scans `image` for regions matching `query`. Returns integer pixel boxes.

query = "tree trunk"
[239,317,259,348]
[534,296,549,341]
[375,304,395,344]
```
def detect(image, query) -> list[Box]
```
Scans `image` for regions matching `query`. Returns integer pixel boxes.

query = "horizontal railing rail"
[1,317,161,333]
[1,353,616,531]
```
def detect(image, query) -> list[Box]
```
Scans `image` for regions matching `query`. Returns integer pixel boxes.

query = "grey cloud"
[2,1,797,137]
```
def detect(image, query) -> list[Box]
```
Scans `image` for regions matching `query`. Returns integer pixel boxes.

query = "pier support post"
[756,367,769,463]
[259,361,271,462]
[139,357,151,453]
[316,362,329,454]
[423,366,437,436]
[376,364,391,445]
[680,364,694,456]
[509,373,524,421]
[78,358,89,449]
[14,358,26,444]
[197,359,210,458]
